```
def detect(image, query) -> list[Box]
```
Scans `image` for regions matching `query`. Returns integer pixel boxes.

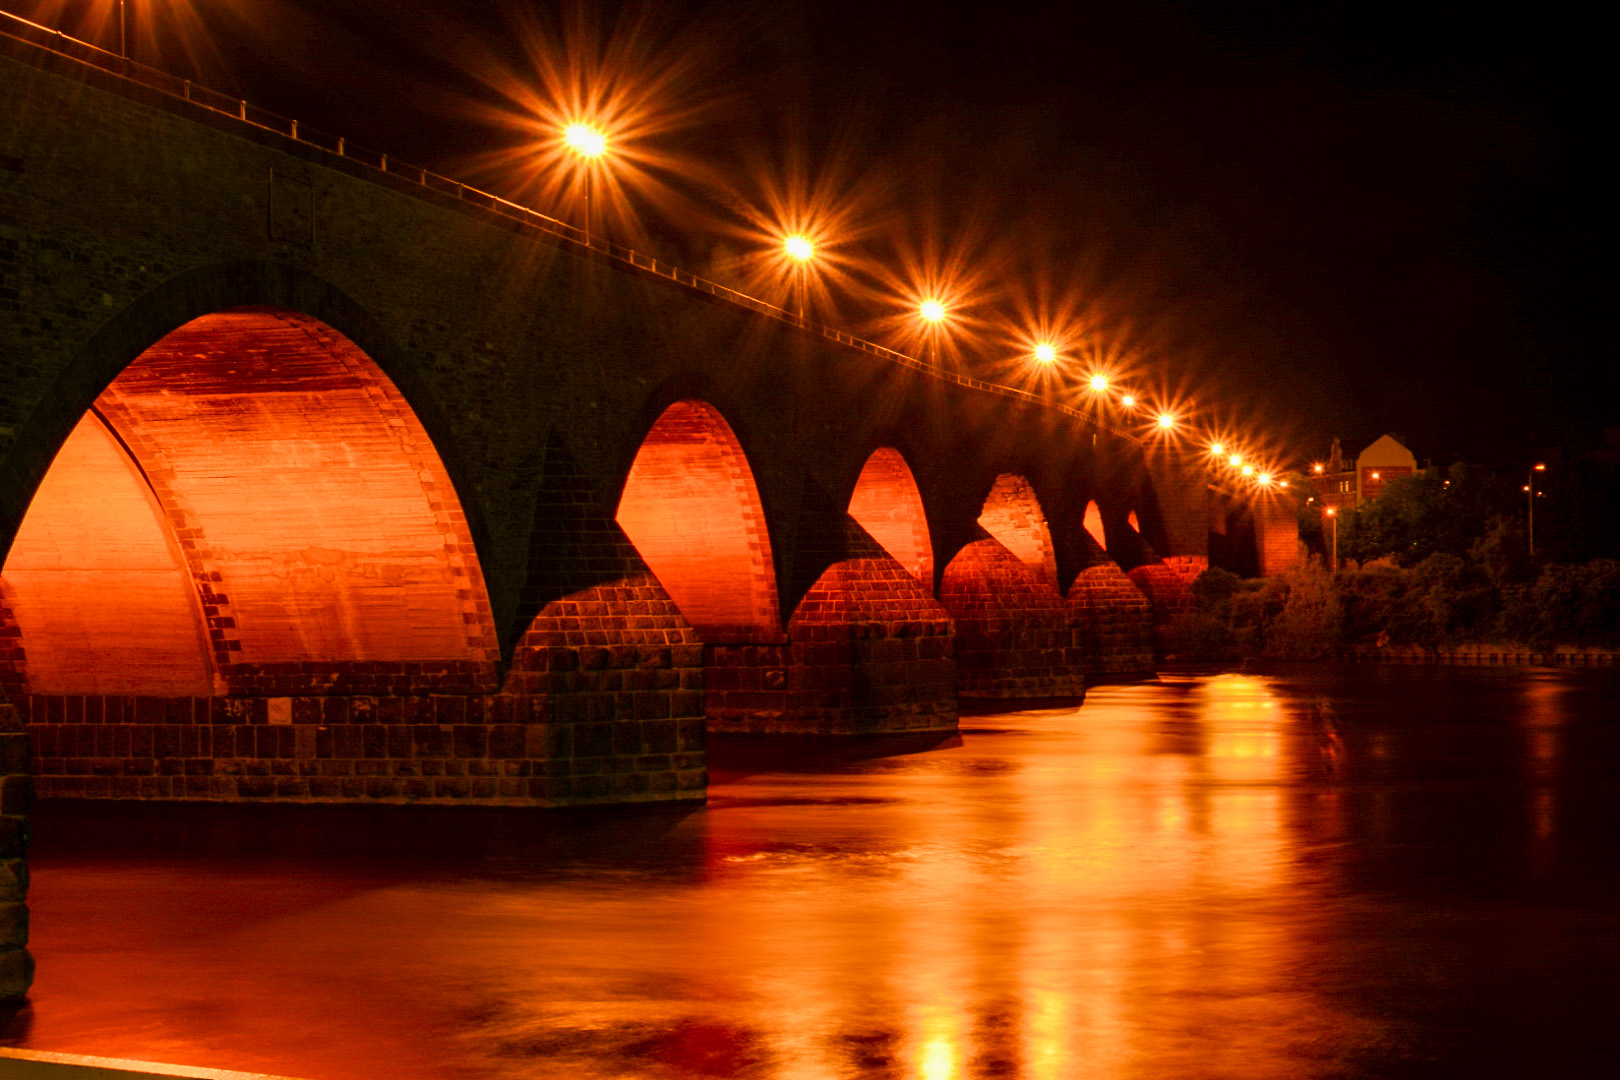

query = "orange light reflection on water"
[24,674,1386,1080]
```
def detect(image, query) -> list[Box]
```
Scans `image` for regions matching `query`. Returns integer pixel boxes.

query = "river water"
[6,666,1619,1079]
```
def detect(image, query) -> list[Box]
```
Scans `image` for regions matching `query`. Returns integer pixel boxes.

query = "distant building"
[1317,434,1417,510]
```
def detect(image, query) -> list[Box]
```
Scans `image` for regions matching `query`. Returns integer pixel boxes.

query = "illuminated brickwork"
[1254,498,1303,576]
[616,401,780,643]
[706,555,956,733]
[1127,557,1206,626]
[939,537,1085,698]
[7,317,699,805]
[1066,561,1156,677]
[846,448,933,585]
[504,434,706,802]
[937,475,1085,697]
[976,474,1059,591]
[747,524,956,734]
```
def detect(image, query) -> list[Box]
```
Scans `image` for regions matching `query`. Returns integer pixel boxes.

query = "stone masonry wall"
[771,554,956,734]
[0,694,28,1002]
[1127,556,1208,655]
[939,537,1086,698]
[1067,562,1156,678]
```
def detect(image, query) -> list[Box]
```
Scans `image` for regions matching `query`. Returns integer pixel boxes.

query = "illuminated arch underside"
[846,448,933,586]
[615,400,779,640]
[977,474,1058,591]
[0,308,496,696]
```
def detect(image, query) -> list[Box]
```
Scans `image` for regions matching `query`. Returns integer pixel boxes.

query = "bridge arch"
[0,260,487,558]
[846,447,933,587]
[938,473,1083,698]
[615,399,780,641]
[1,307,499,701]
[975,473,1059,593]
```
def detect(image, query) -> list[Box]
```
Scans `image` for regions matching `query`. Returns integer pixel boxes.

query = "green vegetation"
[1171,557,1620,660]
[1176,460,1620,659]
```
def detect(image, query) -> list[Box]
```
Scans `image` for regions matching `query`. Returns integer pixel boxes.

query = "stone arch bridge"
[0,30,1297,995]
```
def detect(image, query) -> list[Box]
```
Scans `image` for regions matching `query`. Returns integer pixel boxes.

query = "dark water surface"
[7,666,1620,1079]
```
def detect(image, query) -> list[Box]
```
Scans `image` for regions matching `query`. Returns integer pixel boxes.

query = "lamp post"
[1527,462,1546,555]
[1325,506,1338,570]
[563,122,609,246]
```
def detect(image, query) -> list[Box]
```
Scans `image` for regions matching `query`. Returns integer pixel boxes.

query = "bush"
[1178,555,1620,658]
[1264,561,1343,658]
[1504,559,1620,647]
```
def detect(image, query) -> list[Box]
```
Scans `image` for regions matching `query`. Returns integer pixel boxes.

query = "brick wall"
[976,474,1059,591]
[616,401,780,642]
[846,448,933,585]
[1255,495,1303,576]
[938,537,1085,698]
[1067,561,1155,677]
[705,526,956,734]
[1127,556,1208,652]
[0,692,28,1002]
[1142,446,1210,559]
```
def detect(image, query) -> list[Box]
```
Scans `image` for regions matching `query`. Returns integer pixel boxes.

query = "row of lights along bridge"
[64,0,1298,495]
[561,122,1290,491]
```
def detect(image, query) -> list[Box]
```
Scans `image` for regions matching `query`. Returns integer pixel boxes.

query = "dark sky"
[6,0,1608,467]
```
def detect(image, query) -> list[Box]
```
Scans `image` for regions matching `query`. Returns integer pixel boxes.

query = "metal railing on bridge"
[0,11,1136,442]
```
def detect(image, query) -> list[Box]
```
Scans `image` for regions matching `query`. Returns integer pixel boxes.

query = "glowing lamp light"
[563,122,609,159]
[1241,464,1255,477]
[1523,485,1531,492]
[1371,471,1380,480]
[1088,373,1109,392]
[919,299,948,323]
[783,234,815,262]
[1313,463,1325,473]
[1120,394,1136,408]
[1033,342,1058,365]
[1229,454,1243,467]
[1156,412,1176,430]
[1280,480,1290,488]
[1210,442,1225,455]
[1258,472,1273,485]
[1326,507,1337,516]
[1534,463,1547,471]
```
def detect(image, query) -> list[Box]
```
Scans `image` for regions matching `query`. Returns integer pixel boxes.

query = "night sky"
[6,0,1608,467]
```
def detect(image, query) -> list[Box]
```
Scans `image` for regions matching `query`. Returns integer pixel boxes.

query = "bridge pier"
[707,546,956,735]
[1127,555,1207,637]
[0,692,28,1003]
[1066,556,1156,679]
[938,536,1086,699]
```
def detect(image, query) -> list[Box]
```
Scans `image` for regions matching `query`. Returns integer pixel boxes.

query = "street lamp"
[781,233,816,319]
[1325,507,1338,570]
[1155,412,1176,431]
[1033,342,1058,366]
[916,298,948,362]
[1528,462,1546,555]
[1088,373,1109,393]
[562,121,610,245]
